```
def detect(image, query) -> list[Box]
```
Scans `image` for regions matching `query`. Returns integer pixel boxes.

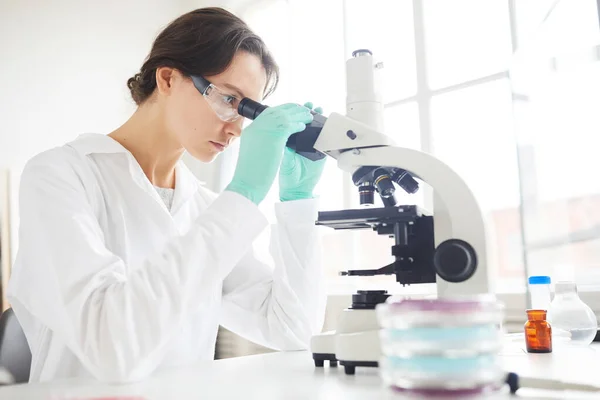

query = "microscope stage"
[316,205,427,230]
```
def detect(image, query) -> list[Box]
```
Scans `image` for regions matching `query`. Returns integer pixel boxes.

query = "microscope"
[237,49,494,375]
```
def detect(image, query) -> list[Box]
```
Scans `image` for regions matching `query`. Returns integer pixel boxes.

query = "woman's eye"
[222,95,236,105]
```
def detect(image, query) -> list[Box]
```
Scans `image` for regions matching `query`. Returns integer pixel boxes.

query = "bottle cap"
[528,276,551,285]
[554,281,577,294]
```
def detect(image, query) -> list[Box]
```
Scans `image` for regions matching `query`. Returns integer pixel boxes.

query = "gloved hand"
[279,102,327,202]
[225,103,313,205]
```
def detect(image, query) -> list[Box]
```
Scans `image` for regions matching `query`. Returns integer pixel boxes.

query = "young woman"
[8,7,327,383]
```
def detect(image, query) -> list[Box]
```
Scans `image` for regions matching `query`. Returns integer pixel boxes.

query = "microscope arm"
[339,147,491,296]
[313,113,493,296]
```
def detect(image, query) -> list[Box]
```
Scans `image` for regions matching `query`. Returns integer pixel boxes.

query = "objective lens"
[373,168,398,207]
[381,196,397,207]
[373,168,395,198]
[359,184,375,206]
[392,170,419,194]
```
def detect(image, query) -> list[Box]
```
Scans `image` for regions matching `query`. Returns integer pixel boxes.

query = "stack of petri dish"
[376,296,506,398]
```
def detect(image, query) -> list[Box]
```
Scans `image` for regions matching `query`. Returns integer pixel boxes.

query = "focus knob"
[433,239,477,283]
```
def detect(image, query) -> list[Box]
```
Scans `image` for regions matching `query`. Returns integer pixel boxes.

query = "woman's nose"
[225,119,243,139]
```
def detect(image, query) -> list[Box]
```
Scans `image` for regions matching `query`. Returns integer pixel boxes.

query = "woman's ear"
[155,67,178,97]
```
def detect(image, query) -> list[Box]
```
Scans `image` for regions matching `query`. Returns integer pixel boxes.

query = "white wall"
[0,0,243,178]
[0,0,271,357]
[0,0,251,273]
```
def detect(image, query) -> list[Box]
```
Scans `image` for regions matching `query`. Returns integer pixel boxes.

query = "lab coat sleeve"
[8,152,268,383]
[220,198,327,350]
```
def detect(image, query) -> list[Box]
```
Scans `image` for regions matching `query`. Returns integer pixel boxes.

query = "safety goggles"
[191,75,241,123]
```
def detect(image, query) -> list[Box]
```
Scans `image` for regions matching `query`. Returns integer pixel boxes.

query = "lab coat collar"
[68,133,131,155]
[68,133,202,215]
[171,162,202,214]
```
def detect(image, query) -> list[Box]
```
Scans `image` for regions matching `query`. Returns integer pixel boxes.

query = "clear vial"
[547,281,598,346]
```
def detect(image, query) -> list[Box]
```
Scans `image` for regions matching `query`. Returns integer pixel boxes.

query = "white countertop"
[2,344,600,399]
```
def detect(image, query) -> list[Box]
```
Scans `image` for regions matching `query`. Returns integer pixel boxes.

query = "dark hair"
[127,7,279,105]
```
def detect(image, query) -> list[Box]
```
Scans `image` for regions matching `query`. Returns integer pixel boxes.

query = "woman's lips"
[210,141,226,152]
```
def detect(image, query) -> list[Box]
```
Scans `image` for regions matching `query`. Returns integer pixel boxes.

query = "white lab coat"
[7,133,326,383]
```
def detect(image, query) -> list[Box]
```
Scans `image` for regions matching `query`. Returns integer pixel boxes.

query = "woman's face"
[161,51,268,162]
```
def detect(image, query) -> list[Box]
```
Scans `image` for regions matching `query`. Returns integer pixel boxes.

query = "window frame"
[239,0,600,310]
[338,0,528,293]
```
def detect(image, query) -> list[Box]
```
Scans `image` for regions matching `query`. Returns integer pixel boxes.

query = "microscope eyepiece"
[237,98,268,120]
[236,97,327,161]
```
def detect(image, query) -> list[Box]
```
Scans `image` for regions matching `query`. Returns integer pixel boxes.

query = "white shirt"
[7,133,326,383]
[153,186,175,211]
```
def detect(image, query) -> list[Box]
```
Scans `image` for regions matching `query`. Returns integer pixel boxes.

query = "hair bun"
[127,73,145,105]
[127,73,141,89]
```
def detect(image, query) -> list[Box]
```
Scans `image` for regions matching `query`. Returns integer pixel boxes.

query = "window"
[511,0,600,288]
[242,0,346,218]
[422,0,513,89]
[242,0,600,295]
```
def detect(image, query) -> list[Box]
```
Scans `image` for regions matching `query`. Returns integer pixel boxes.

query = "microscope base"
[339,361,378,375]
[310,308,382,375]
[312,353,338,367]
[312,349,380,376]
[335,329,381,375]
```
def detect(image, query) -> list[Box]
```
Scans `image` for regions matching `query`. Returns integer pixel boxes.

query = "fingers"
[278,102,322,118]
[261,104,311,123]
[303,101,323,115]
[280,147,298,172]
[290,110,313,124]
[279,104,313,124]
[258,102,314,137]
[278,102,322,112]
[280,103,304,111]
[287,121,309,135]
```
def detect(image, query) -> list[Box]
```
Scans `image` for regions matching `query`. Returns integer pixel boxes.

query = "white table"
[1,345,600,399]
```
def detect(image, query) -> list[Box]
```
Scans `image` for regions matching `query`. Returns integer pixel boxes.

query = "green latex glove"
[225,103,313,205]
[279,102,327,202]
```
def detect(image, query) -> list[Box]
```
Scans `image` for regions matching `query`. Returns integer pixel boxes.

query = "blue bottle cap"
[528,276,551,285]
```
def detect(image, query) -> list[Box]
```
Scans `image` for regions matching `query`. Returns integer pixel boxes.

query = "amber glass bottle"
[524,309,552,353]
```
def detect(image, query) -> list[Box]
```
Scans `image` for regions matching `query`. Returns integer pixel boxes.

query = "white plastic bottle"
[528,276,552,310]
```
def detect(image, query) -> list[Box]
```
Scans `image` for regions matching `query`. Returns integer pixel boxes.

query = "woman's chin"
[187,148,219,163]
